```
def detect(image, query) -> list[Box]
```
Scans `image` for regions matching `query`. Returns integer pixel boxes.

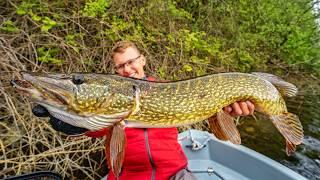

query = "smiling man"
[112,44,145,79]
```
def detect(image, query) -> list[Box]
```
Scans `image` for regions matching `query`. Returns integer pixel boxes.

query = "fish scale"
[114,74,261,126]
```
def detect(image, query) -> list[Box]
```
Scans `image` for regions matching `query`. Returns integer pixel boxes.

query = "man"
[33,41,255,179]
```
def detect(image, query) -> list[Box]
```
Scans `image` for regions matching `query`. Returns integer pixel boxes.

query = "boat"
[6,129,307,180]
[179,129,307,180]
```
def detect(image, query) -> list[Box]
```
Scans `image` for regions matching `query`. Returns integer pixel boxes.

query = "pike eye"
[72,74,84,85]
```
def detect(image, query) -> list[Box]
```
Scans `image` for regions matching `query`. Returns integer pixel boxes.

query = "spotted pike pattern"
[12,71,303,156]
[126,73,285,127]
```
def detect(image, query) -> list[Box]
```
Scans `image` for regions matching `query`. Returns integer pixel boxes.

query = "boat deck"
[179,129,307,180]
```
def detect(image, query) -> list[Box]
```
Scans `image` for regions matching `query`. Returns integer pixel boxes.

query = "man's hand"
[32,105,88,135]
[223,101,255,117]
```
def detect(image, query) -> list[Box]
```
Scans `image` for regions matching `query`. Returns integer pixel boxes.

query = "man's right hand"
[32,105,88,135]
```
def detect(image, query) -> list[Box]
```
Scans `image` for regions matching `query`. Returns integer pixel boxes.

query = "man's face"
[113,47,146,79]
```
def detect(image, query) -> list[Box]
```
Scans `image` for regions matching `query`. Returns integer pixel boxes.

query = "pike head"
[11,72,142,130]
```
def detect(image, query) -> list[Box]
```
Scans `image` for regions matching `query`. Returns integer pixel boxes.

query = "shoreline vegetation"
[1,0,319,179]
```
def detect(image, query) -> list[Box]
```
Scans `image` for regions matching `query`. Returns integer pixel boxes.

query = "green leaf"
[41,25,52,32]
[183,64,193,72]
[0,20,19,33]
[30,13,41,21]
[16,9,27,15]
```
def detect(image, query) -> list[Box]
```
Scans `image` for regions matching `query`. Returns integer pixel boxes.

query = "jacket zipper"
[144,128,156,180]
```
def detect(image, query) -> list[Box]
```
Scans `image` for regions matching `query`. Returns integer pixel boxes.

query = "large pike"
[12,72,303,176]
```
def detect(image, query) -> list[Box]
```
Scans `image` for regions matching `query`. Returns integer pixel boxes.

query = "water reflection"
[281,136,320,179]
[239,89,320,180]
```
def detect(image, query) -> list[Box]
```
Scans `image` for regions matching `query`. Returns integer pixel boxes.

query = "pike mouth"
[11,75,69,106]
[11,79,31,88]
[11,79,38,95]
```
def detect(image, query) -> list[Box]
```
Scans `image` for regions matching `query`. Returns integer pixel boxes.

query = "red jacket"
[86,76,188,180]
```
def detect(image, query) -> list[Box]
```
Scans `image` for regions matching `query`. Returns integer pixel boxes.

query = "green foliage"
[65,33,84,49]
[182,64,193,72]
[232,0,320,72]
[0,20,19,33]
[41,17,57,32]
[167,0,193,20]
[102,16,135,41]
[3,0,320,75]
[165,29,221,76]
[36,47,63,64]
[157,66,167,79]
[178,30,220,56]
[81,0,111,17]
[29,11,41,21]
[15,1,61,32]
[16,1,49,15]
[16,1,36,15]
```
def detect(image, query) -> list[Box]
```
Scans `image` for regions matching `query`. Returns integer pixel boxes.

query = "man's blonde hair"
[111,41,140,58]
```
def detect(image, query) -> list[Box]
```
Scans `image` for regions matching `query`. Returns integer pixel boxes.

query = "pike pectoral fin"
[131,85,141,115]
[208,111,241,144]
[270,112,303,155]
[110,123,126,177]
[208,116,228,141]
[104,127,113,170]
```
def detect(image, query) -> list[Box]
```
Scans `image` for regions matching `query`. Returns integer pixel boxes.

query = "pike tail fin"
[208,111,241,144]
[252,72,298,97]
[270,112,303,155]
[286,140,297,156]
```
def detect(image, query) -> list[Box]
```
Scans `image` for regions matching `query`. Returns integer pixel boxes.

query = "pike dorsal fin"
[208,111,241,144]
[252,72,298,97]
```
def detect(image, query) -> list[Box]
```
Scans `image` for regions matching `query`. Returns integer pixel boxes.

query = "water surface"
[239,86,320,180]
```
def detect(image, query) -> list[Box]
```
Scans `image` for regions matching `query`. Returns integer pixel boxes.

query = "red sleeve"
[147,76,157,82]
[147,76,170,82]
[85,128,111,138]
